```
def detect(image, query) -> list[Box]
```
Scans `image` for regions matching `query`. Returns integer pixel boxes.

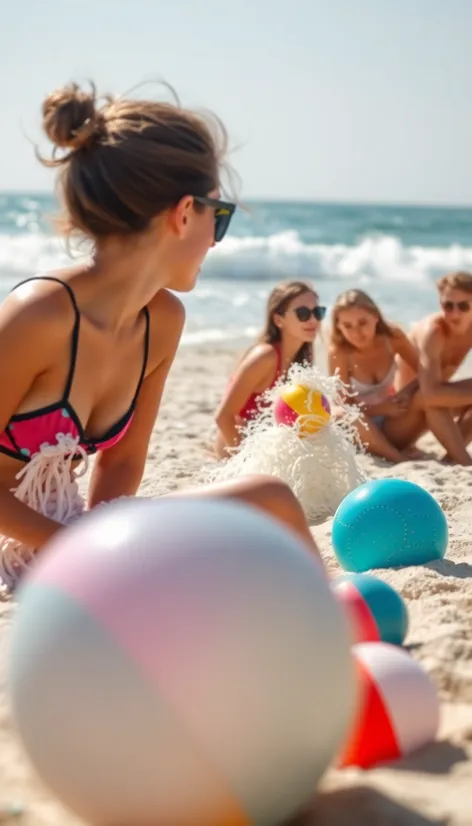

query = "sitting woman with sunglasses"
[328,289,424,463]
[214,281,325,457]
[0,83,323,593]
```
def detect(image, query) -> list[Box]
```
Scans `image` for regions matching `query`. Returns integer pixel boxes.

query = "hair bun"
[42,82,99,151]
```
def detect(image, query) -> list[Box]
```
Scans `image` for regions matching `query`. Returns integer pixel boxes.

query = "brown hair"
[331,289,393,349]
[437,271,472,295]
[258,280,318,365]
[38,81,228,239]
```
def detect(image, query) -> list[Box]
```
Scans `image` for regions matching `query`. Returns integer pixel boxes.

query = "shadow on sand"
[425,559,472,579]
[292,785,449,826]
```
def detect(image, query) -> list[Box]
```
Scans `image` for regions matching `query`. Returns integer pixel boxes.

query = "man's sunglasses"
[294,305,327,322]
[193,195,236,243]
[442,300,471,313]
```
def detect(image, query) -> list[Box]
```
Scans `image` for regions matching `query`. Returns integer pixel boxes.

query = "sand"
[1,344,472,826]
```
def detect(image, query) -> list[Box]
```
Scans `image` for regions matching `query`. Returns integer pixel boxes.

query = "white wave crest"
[0,230,471,287]
[206,230,472,282]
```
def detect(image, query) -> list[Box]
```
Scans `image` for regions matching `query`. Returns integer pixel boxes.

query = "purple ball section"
[321,395,331,414]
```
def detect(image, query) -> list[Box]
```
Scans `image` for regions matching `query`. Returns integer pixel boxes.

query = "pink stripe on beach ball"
[274,397,298,426]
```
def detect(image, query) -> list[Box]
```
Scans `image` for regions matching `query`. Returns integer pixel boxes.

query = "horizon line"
[0,190,472,211]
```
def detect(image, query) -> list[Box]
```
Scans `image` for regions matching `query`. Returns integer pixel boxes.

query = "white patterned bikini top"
[349,340,396,406]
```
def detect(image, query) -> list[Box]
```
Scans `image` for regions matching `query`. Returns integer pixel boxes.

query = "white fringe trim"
[205,363,366,524]
[0,433,88,594]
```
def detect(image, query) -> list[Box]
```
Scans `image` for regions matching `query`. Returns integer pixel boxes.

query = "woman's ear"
[273,312,284,330]
[166,195,194,239]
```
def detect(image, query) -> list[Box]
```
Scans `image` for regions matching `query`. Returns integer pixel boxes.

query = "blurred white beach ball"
[9,496,356,826]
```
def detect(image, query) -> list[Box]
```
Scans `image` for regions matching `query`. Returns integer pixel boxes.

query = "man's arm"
[418,327,472,464]
[419,327,472,407]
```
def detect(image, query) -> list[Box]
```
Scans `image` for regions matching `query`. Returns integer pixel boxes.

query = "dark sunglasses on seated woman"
[442,300,471,313]
[194,195,236,243]
[294,305,327,322]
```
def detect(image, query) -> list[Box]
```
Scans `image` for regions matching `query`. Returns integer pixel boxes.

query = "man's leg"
[426,408,472,465]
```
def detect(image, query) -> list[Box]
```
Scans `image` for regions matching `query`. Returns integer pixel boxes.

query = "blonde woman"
[328,289,424,462]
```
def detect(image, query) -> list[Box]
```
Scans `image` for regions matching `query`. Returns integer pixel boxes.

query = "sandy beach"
[1,343,471,826]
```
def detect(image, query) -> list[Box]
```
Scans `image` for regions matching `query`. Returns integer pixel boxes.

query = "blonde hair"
[331,289,393,349]
[437,271,472,295]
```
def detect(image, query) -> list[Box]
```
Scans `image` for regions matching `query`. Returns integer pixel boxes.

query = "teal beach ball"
[332,479,448,572]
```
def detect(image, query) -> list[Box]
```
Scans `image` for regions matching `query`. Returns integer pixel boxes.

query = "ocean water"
[1,192,472,345]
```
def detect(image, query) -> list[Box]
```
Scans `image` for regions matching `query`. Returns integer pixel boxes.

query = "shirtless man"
[397,271,472,466]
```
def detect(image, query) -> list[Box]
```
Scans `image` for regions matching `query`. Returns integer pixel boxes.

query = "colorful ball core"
[274,385,331,437]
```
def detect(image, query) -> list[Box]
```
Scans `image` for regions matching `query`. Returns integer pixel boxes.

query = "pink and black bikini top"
[0,276,150,463]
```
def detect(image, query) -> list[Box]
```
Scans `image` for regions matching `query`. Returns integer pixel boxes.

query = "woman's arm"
[215,345,278,453]
[328,346,359,404]
[391,326,420,373]
[328,346,349,384]
[88,291,185,507]
[0,490,60,547]
[0,290,69,548]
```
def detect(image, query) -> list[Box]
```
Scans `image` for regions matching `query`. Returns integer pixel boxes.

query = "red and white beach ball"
[338,642,440,769]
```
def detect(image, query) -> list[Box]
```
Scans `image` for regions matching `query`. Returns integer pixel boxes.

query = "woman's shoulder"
[241,342,279,370]
[0,272,83,375]
[148,288,185,329]
[0,271,78,336]
[327,339,350,360]
[233,343,280,384]
[384,322,419,352]
[145,290,186,370]
[387,322,407,340]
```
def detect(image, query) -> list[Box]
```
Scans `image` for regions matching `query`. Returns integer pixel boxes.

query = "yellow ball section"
[278,384,331,436]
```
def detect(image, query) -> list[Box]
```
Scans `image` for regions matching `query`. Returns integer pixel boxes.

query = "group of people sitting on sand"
[214,270,472,466]
[0,78,471,594]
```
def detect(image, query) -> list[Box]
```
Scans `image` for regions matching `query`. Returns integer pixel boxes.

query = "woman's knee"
[234,475,312,537]
[215,473,300,520]
[177,474,318,555]
[223,473,294,506]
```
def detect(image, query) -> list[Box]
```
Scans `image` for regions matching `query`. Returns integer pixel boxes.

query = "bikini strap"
[129,306,150,408]
[346,348,355,380]
[11,276,80,401]
[274,342,282,376]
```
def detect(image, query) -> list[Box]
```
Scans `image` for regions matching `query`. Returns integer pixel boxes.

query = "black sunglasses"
[294,305,327,322]
[193,195,236,243]
[442,300,471,313]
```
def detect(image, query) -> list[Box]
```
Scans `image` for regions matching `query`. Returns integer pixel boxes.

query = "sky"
[1,0,472,204]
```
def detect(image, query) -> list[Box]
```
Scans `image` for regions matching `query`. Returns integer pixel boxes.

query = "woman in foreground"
[214,280,325,457]
[0,82,320,591]
[328,289,425,463]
